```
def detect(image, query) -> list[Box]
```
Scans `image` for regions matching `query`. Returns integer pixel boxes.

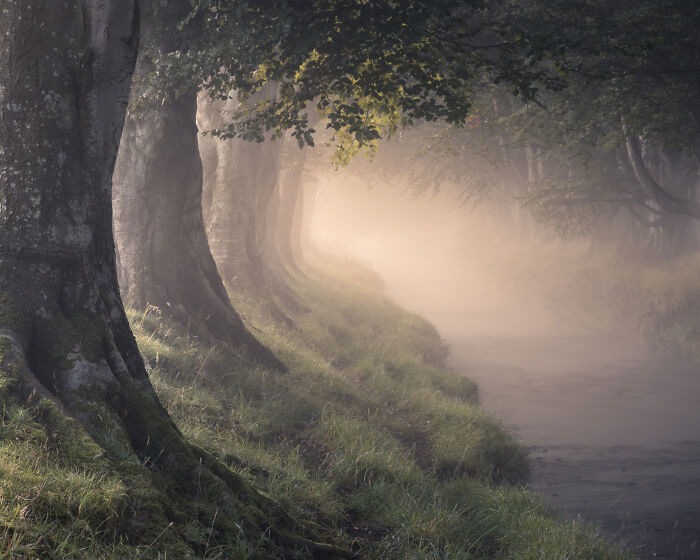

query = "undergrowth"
[491,241,700,362]
[0,257,631,558]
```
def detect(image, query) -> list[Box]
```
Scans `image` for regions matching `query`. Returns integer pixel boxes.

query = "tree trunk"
[277,146,307,271]
[291,177,308,265]
[0,0,211,490]
[264,170,308,312]
[202,96,280,288]
[112,8,283,370]
[200,95,304,320]
[299,181,321,261]
[624,131,700,221]
[0,5,351,556]
[623,137,700,258]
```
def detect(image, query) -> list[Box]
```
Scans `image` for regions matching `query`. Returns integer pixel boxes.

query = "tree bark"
[623,135,700,257]
[0,6,345,551]
[299,181,322,260]
[277,147,307,272]
[112,6,283,370]
[0,0,202,486]
[624,133,700,221]
[202,95,281,288]
[200,95,304,320]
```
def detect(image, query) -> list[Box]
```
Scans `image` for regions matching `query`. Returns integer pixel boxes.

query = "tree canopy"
[145,0,569,149]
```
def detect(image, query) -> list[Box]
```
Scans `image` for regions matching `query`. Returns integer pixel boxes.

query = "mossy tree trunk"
[112,5,283,370]
[0,0,197,488]
[0,5,346,552]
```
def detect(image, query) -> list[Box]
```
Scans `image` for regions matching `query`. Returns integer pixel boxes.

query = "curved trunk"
[300,181,322,260]
[277,150,306,271]
[265,176,308,312]
[112,13,283,370]
[0,0,211,489]
[623,137,700,258]
[291,175,309,266]
[204,97,281,288]
[0,5,351,555]
[624,132,700,220]
[201,96,304,319]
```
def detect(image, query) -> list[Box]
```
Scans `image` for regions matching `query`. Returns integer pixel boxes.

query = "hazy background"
[304,143,700,558]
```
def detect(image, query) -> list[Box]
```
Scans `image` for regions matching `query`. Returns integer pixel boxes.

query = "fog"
[306,152,700,558]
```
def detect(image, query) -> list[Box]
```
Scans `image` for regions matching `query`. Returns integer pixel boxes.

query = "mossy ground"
[0,257,631,558]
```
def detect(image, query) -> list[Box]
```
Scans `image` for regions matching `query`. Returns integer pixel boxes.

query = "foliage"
[316,0,700,239]
[146,0,568,152]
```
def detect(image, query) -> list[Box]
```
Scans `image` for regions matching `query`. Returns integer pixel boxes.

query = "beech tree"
[0,0,225,493]
[199,107,309,323]
[348,0,700,255]
[112,2,284,369]
[275,144,309,273]
[198,92,303,322]
[0,6,357,553]
[111,0,560,358]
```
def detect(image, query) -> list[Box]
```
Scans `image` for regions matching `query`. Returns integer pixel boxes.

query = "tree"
[199,93,307,329]
[162,0,564,148]
[276,143,309,272]
[110,0,561,353]
[113,2,284,369]
[361,0,700,255]
[0,5,350,555]
[500,0,700,254]
[0,0,206,493]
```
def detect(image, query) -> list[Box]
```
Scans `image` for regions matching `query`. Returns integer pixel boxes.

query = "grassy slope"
[0,258,630,559]
[490,241,700,362]
[553,252,700,361]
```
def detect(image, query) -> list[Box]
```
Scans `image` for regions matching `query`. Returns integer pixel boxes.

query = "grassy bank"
[488,241,700,362]
[0,257,629,558]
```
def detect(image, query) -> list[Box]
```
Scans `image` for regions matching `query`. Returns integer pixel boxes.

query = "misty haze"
[311,153,700,556]
[1,2,699,559]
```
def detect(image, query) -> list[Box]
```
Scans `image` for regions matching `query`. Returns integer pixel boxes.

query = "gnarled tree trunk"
[0,6,339,552]
[112,6,283,370]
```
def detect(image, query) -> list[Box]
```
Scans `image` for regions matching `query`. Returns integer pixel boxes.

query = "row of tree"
[1,0,698,549]
[0,0,544,543]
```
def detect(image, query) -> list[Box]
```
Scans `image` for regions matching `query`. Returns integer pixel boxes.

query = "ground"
[0,256,630,559]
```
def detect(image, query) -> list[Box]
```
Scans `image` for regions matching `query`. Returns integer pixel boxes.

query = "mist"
[306,140,700,557]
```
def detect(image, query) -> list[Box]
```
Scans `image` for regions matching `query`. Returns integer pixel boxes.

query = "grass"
[489,240,700,362]
[0,255,632,558]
